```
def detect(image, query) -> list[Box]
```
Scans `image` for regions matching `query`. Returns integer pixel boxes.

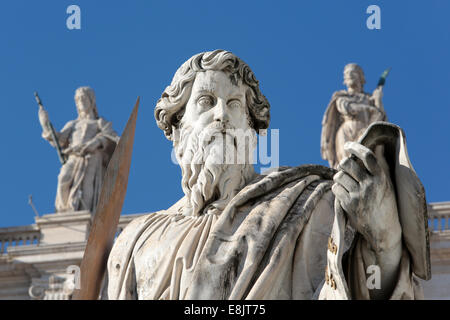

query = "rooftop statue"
[102,50,429,300]
[321,64,387,169]
[38,87,119,213]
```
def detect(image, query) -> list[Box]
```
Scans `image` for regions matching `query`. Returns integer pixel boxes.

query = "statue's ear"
[176,109,185,122]
[171,109,185,128]
[168,110,185,141]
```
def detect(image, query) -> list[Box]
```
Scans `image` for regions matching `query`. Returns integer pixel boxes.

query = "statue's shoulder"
[62,119,77,129]
[331,90,348,100]
[96,117,113,127]
[108,210,167,270]
[115,210,166,243]
[113,197,186,250]
[323,90,348,121]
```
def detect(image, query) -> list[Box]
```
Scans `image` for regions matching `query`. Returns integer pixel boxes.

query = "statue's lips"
[201,123,238,145]
[205,121,232,131]
[207,131,237,147]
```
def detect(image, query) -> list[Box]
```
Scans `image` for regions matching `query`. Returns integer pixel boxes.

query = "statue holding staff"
[37,87,119,213]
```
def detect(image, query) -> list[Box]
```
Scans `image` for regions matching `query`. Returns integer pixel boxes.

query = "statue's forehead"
[192,70,245,96]
[344,66,360,74]
[75,92,92,101]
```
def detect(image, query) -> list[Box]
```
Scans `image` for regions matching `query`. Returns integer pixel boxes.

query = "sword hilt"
[377,67,391,87]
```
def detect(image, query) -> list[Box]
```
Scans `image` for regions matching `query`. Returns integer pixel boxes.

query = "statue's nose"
[213,99,229,124]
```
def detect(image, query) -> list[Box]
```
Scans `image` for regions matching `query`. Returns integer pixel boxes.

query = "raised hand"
[371,86,384,110]
[38,105,50,130]
[332,141,401,253]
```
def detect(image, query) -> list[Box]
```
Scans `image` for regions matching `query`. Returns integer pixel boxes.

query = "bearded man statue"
[103,50,430,300]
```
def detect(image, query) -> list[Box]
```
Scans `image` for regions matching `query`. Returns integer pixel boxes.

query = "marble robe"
[321,90,386,169]
[43,117,118,213]
[103,162,426,300]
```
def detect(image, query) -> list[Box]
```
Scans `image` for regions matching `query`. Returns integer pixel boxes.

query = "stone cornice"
[428,202,450,214]
[35,211,92,227]
[6,241,86,257]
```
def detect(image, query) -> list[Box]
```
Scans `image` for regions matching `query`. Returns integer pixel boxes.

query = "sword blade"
[72,97,140,300]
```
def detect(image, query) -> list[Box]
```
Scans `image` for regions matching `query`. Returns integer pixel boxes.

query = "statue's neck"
[347,86,363,95]
[79,112,96,120]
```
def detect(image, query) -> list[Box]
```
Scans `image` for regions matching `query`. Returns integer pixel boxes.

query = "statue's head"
[154,50,270,216]
[74,86,99,119]
[155,50,270,140]
[343,63,365,92]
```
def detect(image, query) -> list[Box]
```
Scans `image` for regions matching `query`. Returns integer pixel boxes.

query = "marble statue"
[38,87,119,213]
[103,50,429,300]
[321,63,387,169]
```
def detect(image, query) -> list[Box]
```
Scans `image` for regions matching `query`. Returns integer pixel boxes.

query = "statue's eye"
[228,100,241,109]
[197,95,214,108]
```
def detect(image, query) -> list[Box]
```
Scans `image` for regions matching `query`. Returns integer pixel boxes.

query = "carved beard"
[174,123,256,216]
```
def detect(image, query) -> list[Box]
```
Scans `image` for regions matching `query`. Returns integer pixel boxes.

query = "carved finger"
[344,141,380,176]
[336,198,358,228]
[332,183,351,207]
[333,171,359,193]
[337,157,367,183]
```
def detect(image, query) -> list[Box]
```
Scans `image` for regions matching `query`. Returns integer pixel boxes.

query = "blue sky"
[0,1,449,227]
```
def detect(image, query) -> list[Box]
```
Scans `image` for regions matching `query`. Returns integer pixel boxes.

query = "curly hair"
[154,50,270,140]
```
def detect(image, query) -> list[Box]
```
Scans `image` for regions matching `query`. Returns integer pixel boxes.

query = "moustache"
[199,122,237,145]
